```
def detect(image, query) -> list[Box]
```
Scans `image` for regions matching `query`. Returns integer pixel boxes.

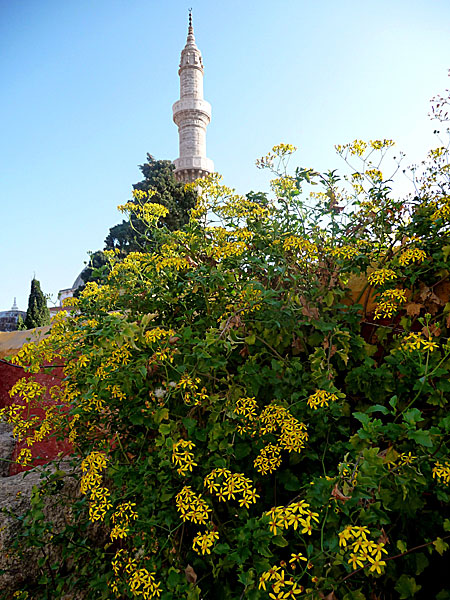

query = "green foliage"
[16,314,26,330]
[5,132,450,599]
[24,278,50,329]
[80,155,197,291]
[104,154,197,254]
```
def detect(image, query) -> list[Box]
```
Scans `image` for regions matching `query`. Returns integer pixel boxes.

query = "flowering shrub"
[2,133,450,599]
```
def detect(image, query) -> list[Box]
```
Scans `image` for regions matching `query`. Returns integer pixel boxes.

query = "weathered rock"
[0,422,15,477]
[0,462,79,595]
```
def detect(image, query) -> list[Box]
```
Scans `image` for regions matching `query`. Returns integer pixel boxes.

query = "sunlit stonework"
[173,11,214,183]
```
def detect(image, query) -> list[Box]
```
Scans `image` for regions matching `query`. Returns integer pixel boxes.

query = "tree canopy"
[77,155,197,292]
[23,278,50,329]
[104,154,197,254]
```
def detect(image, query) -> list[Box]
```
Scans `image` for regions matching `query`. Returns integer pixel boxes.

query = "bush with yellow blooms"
[3,96,450,599]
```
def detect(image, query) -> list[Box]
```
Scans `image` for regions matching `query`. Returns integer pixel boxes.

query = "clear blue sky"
[1,0,449,311]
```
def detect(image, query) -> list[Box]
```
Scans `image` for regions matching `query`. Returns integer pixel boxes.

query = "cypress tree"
[24,278,51,329]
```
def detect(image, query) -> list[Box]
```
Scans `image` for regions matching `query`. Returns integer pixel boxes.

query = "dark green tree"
[78,155,197,291]
[24,278,51,329]
[104,154,197,253]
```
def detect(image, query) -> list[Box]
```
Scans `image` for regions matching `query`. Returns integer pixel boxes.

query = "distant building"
[0,298,26,332]
[57,272,84,307]
[173,11,214,183]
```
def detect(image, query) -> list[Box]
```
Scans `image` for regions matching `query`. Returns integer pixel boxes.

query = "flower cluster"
[271,175,298,199]
[283,235,318,261]
[110,550,161,599]
[110,501,138,541]
[374,288,407,319]
[400,332,439,353]
[255,143,297,170]
[365,169,383,183]
[254,443,282,475]
[92,342,132,384]
[338,526,388,574]
[432,460,450,485]
[192,530,220,555]
[367,268,397,286]
[204,468,259,508]
[172,439,197,476]
[176,374,209,406]
[338,461,359,486]
[307,389,338,410]
[266,501,319,536]
[144,327,175,345]
[332,245,359,260]
[234,396,260,435]
[224,284,265,319]
[398,247,427,266]
[16,448,33,466]
[238,404,308,474]
[258,564,305,596]
[430,196,450,222]
[384,451,417,471]
[80,451,112,522]
[175,486,211,524]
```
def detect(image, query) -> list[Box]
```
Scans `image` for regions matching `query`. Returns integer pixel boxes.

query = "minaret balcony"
[172,99,211,123]
[174,156,214,173]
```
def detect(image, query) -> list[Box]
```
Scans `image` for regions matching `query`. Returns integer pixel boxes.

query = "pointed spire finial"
[11,297,18,311]
[186,8,196,45]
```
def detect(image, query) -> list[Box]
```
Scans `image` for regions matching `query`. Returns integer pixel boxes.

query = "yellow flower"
[368,556,387,574]
[289,552,307,563]
[348,552,366,569]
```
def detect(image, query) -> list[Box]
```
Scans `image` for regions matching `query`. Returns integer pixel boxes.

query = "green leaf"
[353,412,370,426]
[407,429,433,447]
[213,543,230,555]
[154,408,169,424]
[182,417,197,433]
[389,395,398,412]
[244,333,256,345]
[443,519,450,532]
[394,574,422,598]
[433,537,449,556]
[158,423,171,435]
[238,570,254,586]
[325,290,334,307]
[396,539,408,553]
[129,412,144,425]
[442,244,450,262]
[235,443,251,460]
[403,408,423,425]
[271,535,288,547]
[367,404,389,415]
[415,552,428,576]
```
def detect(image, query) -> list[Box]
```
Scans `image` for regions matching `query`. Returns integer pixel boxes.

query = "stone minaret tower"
[173,11,214,183]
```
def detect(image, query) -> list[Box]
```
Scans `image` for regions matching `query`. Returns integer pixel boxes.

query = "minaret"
[173,11,214,183]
